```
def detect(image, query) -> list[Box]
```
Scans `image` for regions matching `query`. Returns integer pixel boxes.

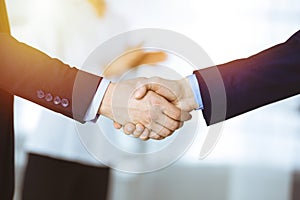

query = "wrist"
[179,77,199,111]
[98,82,115,119]
[186,74,204,110]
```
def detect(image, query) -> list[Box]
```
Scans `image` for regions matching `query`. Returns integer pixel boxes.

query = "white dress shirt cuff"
[187,74,204,110]
[83,78,111,122]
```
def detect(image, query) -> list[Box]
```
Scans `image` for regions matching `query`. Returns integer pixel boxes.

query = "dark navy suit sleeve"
[194,30,300,125]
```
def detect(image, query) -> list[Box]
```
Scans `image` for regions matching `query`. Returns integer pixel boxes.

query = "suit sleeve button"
[37,90,45,99]
[45,93,53,102]
[61,98,69,107]
[53,96,61,105]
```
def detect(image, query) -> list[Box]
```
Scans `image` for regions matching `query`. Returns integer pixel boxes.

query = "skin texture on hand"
[98,78,192,140]
[98,45,192,140]
[135,77,198,112]
[100,47,168,140]
[114,77,198,140]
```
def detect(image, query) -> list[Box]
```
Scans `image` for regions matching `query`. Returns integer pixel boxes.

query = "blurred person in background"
[1,0,188,199]
[20,1,166,200]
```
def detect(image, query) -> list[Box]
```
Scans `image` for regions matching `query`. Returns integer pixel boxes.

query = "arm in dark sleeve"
[0,33,103,122]
[194,30,300,125]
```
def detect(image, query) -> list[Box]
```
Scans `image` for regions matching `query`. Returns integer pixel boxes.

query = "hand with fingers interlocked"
[112,77,199,140]
[99,48,196,141]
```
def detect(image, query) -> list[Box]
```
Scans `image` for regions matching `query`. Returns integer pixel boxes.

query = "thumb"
[134,85,148,99]
[134,79,177,101]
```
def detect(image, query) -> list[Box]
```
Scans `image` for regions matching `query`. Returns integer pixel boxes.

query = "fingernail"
[136,126,143,132]
[134,91,141,98]
[126,126,133,132]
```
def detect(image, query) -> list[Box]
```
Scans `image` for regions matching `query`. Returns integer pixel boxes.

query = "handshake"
[97,76,199,141]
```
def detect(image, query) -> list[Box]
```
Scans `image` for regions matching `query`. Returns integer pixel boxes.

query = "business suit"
[0,1,14,199]
[195,30,300,125]
[0,1,102,199]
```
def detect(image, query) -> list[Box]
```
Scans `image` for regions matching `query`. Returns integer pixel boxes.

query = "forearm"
[98,82,114,119]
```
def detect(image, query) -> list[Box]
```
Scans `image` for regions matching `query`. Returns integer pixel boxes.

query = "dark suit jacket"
[0,1,102,199]
[194,30,300,125]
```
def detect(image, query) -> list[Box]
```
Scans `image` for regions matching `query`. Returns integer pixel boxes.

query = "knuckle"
[182,111,191,121]
[170,121,180,131]
[179,122,184,128]
[159,128,171,137]
[149,94,163,106]
[143,114,152,126]
[140,137,148,141]
[132,132,139,137]
[149,132,160,139]
[158,136,165,140]
[150,111,159,121]
[150,135,159,140]
[173,109,181,120]
[139,134,149,141]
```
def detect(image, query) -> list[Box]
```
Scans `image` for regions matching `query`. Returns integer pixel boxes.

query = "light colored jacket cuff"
[187,74,204,110]
[83,78,111,121]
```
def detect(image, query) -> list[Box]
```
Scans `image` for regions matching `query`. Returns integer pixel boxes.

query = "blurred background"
[5,0,300,199]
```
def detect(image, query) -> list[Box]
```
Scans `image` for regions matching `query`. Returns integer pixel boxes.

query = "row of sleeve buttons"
[36,90,69,107]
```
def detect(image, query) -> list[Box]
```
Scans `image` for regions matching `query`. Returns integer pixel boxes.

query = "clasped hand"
[98,77,199,141]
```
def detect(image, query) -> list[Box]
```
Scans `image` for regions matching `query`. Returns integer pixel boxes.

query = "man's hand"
[98,77,192,140]
[135,77,198,112]
[114,77,199,140]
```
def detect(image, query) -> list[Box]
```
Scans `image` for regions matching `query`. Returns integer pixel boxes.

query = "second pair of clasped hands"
[98,76,199,141]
